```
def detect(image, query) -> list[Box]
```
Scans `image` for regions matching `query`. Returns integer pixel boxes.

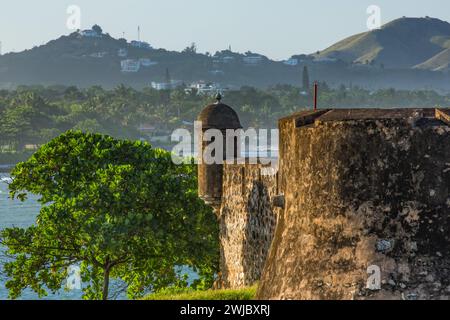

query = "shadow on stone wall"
[243,181,277,285]
[216,205,232,289]
[216,163,279,289]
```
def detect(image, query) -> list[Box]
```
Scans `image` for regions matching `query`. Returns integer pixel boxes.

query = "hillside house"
[120,59,140,72]
[79,29,101,38]
[209,70,224,75]
[90,52,107,58]
[221,56,235,63]
[130,41,152,50]
[137,123,156,134]
[151,80,182,90]
[118,48,128,57]
[139,58,158,67]
[243,55,264,65]
[24,144,39,151]
[283,58,299,66]
[188,81,222,95]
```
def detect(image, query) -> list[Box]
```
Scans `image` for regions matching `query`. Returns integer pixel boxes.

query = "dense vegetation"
[1,84,450,164]
[0,131,218,300]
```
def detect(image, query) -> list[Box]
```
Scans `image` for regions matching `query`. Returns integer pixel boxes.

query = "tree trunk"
[102,267,110,300]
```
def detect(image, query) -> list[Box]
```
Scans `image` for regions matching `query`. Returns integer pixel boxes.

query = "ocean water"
[0,174,196,300]
[0,174,86,300]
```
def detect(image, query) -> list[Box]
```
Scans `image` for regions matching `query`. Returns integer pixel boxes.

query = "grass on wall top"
[143,286,257,301]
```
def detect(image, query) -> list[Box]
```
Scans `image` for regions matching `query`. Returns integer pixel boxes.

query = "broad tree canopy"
[1,131,219,300]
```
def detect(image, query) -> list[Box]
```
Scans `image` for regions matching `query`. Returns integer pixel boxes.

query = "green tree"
[92,24,103,35]
[0,105,35,148]
[183,42,197,54]
[0,131,219,300]
[73,119,106,134]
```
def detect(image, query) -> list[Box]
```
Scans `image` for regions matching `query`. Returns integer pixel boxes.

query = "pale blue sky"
[1,0,450,59]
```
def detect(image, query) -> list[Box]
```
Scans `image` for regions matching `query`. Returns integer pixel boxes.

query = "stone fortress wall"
[198,101,450,300]
[217,161,280,288]
[258,108,450,300]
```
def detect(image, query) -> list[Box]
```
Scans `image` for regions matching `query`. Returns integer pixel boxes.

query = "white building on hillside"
[137,123,156,133]
[131,41,152,50]
[243,55,264,65]
[139,58,158,67]
[209,69,224,75]
[151,80,182,90]
[283,58,299,66]
[79,29,101,38]
[188,81,226,95]
[121,59,140,72]
[118,48,128,57]
[221,56,235,63]
[90,52,107,58]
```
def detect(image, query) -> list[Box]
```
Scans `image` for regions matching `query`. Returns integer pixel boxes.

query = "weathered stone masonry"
[258,108,450,300]
[218,162,279,288]
[198,102,450,300]
[197,97,280,289]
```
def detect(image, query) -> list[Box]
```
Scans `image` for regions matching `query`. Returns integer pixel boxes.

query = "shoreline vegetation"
[1,84,450,169]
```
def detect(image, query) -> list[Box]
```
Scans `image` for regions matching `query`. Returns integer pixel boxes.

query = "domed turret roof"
[198,95,242,130]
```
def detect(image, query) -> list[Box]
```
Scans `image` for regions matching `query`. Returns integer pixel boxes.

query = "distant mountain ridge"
[1,17,450,90]
[316,17,450,71]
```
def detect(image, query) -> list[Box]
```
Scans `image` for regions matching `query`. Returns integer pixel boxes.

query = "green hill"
[316,17,450,69]
[414,47,450,71]
[0,28,296,89]
[1,19,450,90]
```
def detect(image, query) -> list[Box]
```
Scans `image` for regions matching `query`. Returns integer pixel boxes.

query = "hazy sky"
[1,0,450,59]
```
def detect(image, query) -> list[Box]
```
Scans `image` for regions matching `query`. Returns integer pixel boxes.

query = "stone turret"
[197,94,242,212]
[197,94,279,289]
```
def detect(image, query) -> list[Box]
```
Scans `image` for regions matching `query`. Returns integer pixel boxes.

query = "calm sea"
[0,174,87,300]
